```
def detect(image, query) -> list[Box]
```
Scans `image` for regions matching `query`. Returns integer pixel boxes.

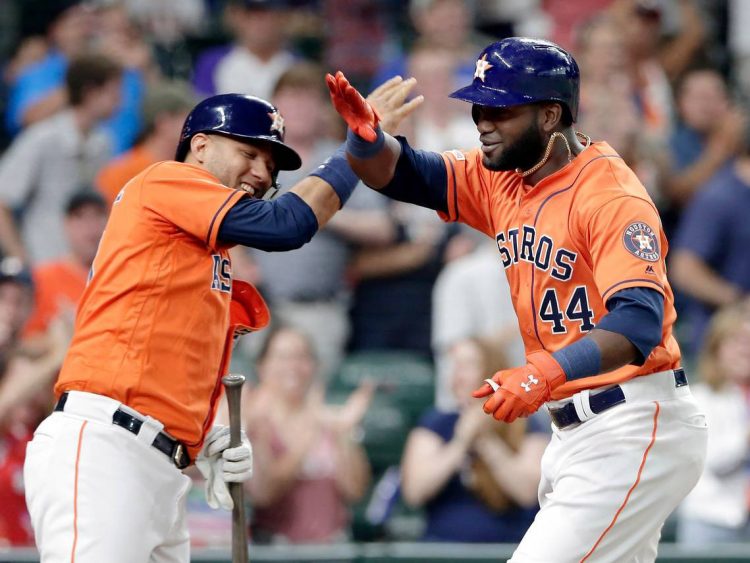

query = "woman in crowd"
[676,301,750,545]
[243,325,373,544]
[400,336,549,542]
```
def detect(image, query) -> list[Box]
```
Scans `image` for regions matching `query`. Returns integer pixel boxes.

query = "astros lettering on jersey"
[440,141,680,399]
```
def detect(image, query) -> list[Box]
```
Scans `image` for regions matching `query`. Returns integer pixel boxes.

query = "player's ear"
[539,103,563,134]
[189,133,211,163]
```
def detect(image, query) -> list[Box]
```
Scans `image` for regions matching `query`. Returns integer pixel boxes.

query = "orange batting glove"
[472,351,567,423]
[325,71,381,142]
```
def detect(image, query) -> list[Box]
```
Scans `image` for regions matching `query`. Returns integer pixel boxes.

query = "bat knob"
[222,374,246,387]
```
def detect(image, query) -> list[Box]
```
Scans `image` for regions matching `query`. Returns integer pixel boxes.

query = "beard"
[483,121,547,172]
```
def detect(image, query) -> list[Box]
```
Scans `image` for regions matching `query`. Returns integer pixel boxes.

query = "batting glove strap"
[526,350,567,390]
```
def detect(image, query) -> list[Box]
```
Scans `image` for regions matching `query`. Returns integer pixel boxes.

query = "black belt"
[548,369,688,429]
[55,393,191,469]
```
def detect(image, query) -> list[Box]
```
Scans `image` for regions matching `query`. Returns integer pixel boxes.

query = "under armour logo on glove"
[520,374,539,392]
[472,350,567,423]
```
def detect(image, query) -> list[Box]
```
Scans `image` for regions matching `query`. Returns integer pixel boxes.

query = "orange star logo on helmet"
[268,111,285,135]
[474,54,493,82]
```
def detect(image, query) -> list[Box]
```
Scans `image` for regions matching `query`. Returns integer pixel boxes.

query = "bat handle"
[222,373,249,563]
[223,374,245,448]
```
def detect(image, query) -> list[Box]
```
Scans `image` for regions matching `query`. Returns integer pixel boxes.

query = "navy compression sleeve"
[217,192,318,251]
[552,287,664,380]
[378,136,449,213]
[596,286,664,365]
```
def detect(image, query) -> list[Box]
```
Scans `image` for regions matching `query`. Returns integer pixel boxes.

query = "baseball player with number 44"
[328,37,708,562]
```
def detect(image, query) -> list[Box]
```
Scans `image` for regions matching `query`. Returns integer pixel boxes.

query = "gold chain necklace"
[515,131,592,178]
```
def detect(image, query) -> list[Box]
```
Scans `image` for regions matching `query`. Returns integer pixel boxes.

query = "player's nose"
[250,163,273,189]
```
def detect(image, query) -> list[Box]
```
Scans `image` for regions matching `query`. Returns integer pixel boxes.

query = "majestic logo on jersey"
[268,111,285,136]
[495,225,577,281]
[520,374,539,392]
[474,54,493,82]
[623,222,659,262]
[211,254,232,293]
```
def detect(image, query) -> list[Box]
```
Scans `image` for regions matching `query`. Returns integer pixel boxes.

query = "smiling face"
[473,103,549,172]
[187,133,276,197]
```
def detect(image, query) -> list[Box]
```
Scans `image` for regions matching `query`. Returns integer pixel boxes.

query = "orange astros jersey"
[440,141,680,400]
[55,161,246,458]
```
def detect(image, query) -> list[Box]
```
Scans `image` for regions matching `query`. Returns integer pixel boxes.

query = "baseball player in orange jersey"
[328,38,708,562]
[22,87,417,562]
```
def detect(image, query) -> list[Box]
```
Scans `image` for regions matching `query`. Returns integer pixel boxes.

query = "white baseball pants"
[510,369,708,563]
[24,391,193,563]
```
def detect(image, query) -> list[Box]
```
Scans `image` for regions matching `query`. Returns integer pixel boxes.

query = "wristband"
[346,127,385,158]
[552,338,602,381]
[309,145,359,207]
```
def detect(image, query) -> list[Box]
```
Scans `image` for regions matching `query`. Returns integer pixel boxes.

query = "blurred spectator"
[347,42,475,360]
[244,326,372,544]
[0,258,37,547]
[323,0,390,88]
[0,53,120,263]
[122,0,206,79]
[542,0,615,50]
[614,0,708,82]
[729,0,750,97]
[663,68,745,208]
[23,191,107,338]
[406,45,477,152]
[432,240,525,411]
[90,2,158,153]
[676,303,750,545]
[473,0,551,41]
[575,15,642,166]
[400,336,548,542]
[6,0,95,133]
[372,0,480,91]
[248,63,394,379]
[0,257,69,546]
[347,202,451,358]
[96,80,195,204]
[611,0,708,155]
[192,0,296,100]
[670,137,750,355]
[7,1,148,154]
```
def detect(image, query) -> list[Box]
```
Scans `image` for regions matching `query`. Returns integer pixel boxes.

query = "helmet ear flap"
[263,173,281,200]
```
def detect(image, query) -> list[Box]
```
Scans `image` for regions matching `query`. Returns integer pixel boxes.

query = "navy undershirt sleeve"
[596,287,664,365]
[217,192,318,251]
[377,136,449,213]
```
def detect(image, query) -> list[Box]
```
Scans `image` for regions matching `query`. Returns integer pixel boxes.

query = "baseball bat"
[222,374,249,563]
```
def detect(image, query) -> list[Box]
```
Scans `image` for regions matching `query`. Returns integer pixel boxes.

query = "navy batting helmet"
[450,37,580,123]
[175,94,302,170]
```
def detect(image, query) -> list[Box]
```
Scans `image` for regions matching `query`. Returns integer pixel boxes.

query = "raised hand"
[326,71,381,141]
[366,76,424,135]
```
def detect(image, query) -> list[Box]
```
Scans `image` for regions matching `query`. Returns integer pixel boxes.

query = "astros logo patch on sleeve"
[623,222,659,262]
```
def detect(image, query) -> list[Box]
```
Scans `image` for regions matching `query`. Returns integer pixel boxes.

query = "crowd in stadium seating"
[0,0,749,551]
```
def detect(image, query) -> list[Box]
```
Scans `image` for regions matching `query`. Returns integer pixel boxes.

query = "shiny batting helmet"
[450,37,580,123]
[175,93,302,170]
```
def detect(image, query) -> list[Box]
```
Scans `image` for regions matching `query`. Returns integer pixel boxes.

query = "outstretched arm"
[218,76,425,251]
[327,72,420,189]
